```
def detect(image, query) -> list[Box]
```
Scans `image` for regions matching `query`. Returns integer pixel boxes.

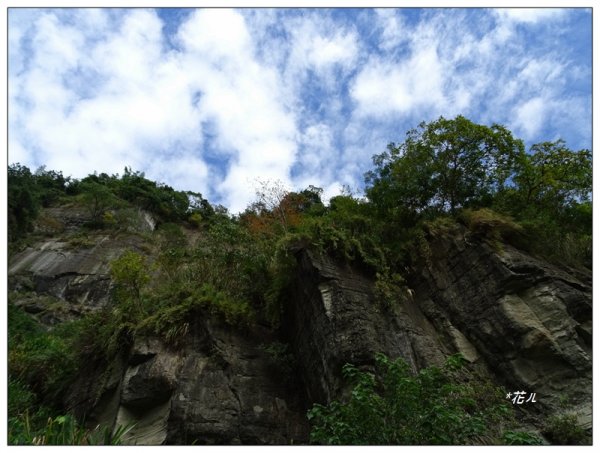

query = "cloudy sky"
[7,5,592,212]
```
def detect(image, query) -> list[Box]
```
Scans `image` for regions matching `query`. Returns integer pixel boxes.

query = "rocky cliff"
[7,213,592,444]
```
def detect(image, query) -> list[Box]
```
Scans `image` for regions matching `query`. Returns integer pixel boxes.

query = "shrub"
[8,304,78,406]
[543,413,588,445]
[9,412,133,445]
[307,353,517,445]
[8,377,36,419]
[460,208,523,243]
[501,430,543,445]
[110,250,151,315]
[138,284,254,345]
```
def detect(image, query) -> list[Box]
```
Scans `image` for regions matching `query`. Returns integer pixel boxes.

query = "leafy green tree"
[8,163,40,241]
[116,167,190,223]
[80,181,116,227]
[494,140,592,267]
[512,140,592,208]
[366,116,524,221]
[34,166,70,207]
[187,190,215,222]
[110,251,150,315]
[308,353,527,445]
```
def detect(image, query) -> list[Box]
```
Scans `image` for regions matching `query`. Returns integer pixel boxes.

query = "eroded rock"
[411,230,592,430]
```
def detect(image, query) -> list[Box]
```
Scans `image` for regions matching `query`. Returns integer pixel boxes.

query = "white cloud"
[176,9,298,211]
[280,12,360,96]
[518,58,565,89]
[177,8,251,62]
[294,123,336,188]
[496,8,566,24]
[350,44,446,118]
[513,97,546,139]
[307,30,359,70]
[9,8,299,212]
[375,9,409,52]
[8,8,591,212]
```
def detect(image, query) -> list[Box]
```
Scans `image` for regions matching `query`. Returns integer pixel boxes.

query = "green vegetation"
[7,116,591,444]
[7,303,130,445]
[543,413,589,445]
[366,116,523,219]
[365,116,591,269]
[307,353,543,445]
[110,250,151,315]
[9,411,133,446]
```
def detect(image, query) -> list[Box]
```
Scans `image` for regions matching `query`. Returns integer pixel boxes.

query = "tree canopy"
[365,115,525,220]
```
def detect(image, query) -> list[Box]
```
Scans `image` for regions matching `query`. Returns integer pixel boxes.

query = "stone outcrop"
[283,231,591,434]
[8,207,155,324]
[283,248,449,404]
[72,320,310,445]
[8,212,592,444]
[410,231,592,430]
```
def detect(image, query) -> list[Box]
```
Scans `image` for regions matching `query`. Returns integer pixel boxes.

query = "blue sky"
[7,7,592,212]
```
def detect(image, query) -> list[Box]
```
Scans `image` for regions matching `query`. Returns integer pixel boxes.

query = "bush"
[307,353,517,445]
[8,304,78,406]
[459,208,523,245]
[110,250,151,315]
[8,377,36,419]
[138,284,254,345]
[501,430,543,445]
[543,413,588,445]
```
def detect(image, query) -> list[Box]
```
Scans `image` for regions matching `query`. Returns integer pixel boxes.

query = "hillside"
[7,117,592,445]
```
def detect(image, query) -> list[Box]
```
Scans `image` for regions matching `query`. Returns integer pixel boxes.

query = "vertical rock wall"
[283,234,591,434]
[10,213,592,444]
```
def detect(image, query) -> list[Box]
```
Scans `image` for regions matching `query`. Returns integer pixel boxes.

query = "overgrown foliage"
[365,116,524,220]
[8,303,78,408]
[7,302,131,445]
[7,116,591,444]
[543,413,589,445]
[307,353,542,445]
[9,409,133,446]
[366,116,591,269]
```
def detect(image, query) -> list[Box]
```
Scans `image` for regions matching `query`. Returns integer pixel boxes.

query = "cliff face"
[411,232,592,426]
[78,321,310,445]
[8,206,155,324]
[283,235,591,434]
[8,220,592,444]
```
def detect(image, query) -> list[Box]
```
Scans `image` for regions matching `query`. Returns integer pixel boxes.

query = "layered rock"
[283,233,591,433]
[8,207,155,323]
[410,231,592,429]
[283,248,449,404]
[81,320,310,445]
[8,210,592,444]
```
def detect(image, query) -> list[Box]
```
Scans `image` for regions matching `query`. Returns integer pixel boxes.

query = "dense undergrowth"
[7,116,591,444]
[308,353,543,445]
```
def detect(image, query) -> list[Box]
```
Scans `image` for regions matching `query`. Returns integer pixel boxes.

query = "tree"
[243,179,303,236]
[110,251,150,315]
[495,140,592,267]
[366,116,524,221]
[510,140,591,210]
[34,166,69,207]
[79,181,116,227]
[8,164,40,242]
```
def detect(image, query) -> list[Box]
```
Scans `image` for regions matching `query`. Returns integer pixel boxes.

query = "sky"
[7,5,593,213]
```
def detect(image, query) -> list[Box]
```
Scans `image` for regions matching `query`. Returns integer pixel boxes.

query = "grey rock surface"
[112,320,309,445]
[284,249,449,404]
[9,209,592,444]
[283,233,591,436]
[410,231,592,427]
